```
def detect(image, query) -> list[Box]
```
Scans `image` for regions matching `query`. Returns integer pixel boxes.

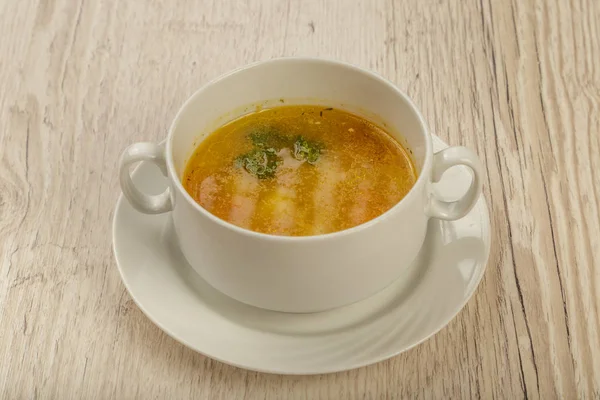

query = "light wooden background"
[1,0,599,398]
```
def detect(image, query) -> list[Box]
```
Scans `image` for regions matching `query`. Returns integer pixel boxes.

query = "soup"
[182,105,417,236]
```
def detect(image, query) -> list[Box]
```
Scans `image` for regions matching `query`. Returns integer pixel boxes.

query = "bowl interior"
[169,59,429,180]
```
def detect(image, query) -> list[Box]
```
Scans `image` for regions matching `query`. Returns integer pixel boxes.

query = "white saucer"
[112,135,490,375]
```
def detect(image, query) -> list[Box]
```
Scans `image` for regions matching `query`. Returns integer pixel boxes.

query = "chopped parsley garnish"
[248,127,289,150]
[293,136,322,164]
[235,148,282,179]
[235,127,323,178]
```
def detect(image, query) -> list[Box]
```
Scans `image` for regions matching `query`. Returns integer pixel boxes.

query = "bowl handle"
[119,142,173,214]
[425,146,483,220]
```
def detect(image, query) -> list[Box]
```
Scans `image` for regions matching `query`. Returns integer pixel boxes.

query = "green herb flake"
[248,126,291,150]
[235,148,282,179]
[235,127,324,179]
[293,136,322,164]
[319,107,333,117]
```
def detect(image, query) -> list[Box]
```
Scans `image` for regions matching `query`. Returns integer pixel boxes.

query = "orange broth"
[182,105,417,236]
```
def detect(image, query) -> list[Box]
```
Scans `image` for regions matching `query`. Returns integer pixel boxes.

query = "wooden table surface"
[1,0,599,398]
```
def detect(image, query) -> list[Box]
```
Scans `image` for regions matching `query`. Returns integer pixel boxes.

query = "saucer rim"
[112,135,491,375]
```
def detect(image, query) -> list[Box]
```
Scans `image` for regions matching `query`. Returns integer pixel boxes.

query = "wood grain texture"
[0,0,598,398]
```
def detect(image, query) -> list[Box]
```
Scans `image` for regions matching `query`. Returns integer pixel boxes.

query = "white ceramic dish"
[112,136,490,375]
